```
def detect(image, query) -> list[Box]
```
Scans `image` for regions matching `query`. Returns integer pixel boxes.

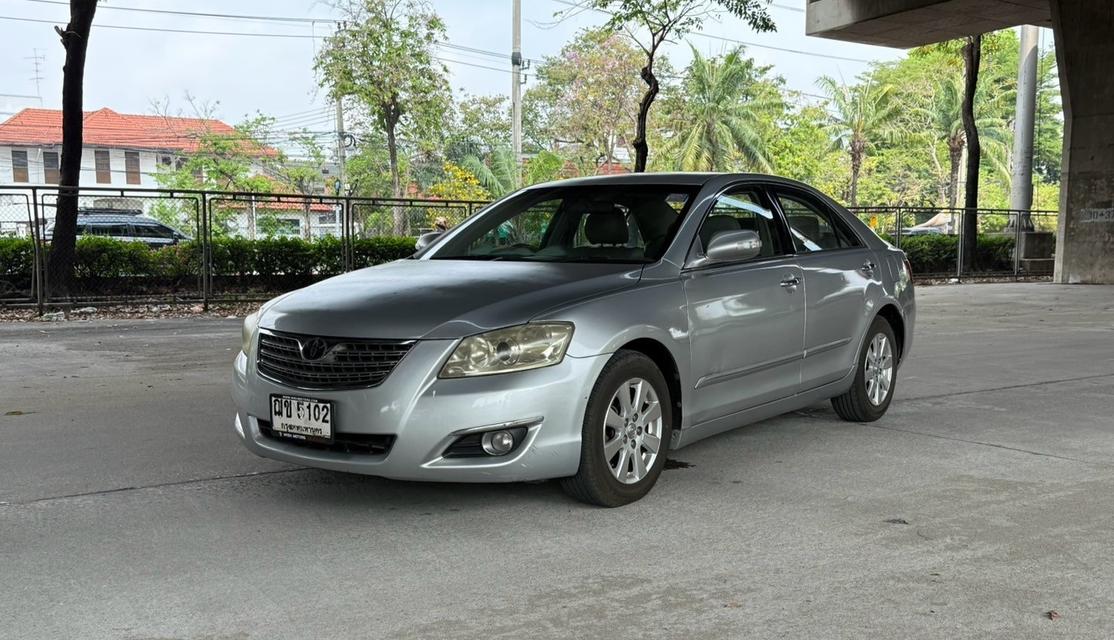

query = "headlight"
[241,311,260,355]
[440,323,574,378]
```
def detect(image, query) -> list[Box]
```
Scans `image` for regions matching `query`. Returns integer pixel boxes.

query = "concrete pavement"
[2,283,1113,639]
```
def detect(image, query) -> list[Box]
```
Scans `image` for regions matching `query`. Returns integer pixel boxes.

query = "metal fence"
[0,185,487,309]
[0,184,1061,310]
[848,205,1060,278]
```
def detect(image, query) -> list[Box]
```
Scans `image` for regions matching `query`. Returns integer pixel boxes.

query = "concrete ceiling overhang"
[805,0,1052,48]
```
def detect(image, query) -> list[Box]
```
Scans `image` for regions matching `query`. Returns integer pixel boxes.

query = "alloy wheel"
[864,333,894,406]
[602,378,663,484]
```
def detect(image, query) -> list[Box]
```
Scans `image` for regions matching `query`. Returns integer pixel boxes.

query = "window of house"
[11,150,29,183]
[43,151,60,184]
[124,151,141,185]
[94,150,111,184]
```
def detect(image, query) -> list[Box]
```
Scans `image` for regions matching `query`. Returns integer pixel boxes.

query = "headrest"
[631,199,678,241]
[585,212,628,245]
[700,215,741,249]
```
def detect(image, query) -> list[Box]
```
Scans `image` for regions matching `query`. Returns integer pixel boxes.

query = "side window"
[697,190,785,259]
[775,192,861,253]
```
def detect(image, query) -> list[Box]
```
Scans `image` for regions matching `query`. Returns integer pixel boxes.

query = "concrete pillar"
[1051,1,1114,283]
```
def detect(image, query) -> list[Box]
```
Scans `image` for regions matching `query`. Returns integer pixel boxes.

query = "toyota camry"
[232,173,915,506]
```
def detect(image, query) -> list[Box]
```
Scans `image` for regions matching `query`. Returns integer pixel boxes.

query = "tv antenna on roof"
[25,49,45,104]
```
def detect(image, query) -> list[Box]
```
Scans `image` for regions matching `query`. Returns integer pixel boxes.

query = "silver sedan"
[232,173,915,506]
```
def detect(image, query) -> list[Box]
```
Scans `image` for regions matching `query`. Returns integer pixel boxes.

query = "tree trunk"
[632,61,660,173]
[46,0,98,299]
[849,150,862,207]
[383,103,403,235]
[947,140,964,209]
[960,35,983,274]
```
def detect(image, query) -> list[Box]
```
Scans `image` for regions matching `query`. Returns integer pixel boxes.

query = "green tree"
[581,0,775,172]
[427,162,489,201]
[315,0,451,233]
[816,75,899,207]
[445,93,512,162]
[463,149,564,199]
[526,28,644,173]
[151,113,278,236]
[656,46,781,172]
[911,73,1011,208]
[766,104,847,196]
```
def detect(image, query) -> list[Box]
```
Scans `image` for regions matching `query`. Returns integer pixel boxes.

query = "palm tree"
[816,75,899,207]
[463,148,564,198]
[659,46,778,173]
[914,73,1011,208]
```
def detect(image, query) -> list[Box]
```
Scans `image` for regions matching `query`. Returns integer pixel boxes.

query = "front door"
[683,188,805,425]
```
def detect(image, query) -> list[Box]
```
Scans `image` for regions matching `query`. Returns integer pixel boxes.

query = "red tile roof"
[0,107,270,154]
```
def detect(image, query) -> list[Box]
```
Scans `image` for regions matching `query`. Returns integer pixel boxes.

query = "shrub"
[149,242,201,279]
[890,233,1016,275]
[73,236,152,279]
[0,237,35,278]
[253,237,317,279]
[351,236,419,269]
[210,237,256,278]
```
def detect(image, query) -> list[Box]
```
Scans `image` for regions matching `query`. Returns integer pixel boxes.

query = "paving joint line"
[2,467,310,507]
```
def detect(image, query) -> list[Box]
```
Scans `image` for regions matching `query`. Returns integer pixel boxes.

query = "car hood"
[262,259,643,340]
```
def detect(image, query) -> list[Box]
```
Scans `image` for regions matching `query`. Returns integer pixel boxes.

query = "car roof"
[77,214,163,225]
[524,172,827,193]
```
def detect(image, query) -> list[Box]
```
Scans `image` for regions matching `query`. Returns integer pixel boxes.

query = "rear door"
[770,187,879,390]
[682,187,805,424]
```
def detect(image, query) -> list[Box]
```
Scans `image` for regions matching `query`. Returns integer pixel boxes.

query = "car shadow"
[248,400,845,511]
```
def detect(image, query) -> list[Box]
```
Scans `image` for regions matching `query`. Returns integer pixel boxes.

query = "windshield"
[429,185,697,263]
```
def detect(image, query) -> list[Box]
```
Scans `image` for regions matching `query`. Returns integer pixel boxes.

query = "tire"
[561,350,674,507]
[832,315,898,422]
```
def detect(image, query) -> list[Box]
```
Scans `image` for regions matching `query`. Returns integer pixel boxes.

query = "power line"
[16,0,340,25]
[545,0,874,64]
[0,15,320,39]
[0,15,542,71]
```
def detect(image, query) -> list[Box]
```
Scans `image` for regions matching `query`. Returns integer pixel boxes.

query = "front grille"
[256,329,413,390]
[258,420,395,456]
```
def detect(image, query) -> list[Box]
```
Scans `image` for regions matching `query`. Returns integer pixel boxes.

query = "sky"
[0,0,908,134]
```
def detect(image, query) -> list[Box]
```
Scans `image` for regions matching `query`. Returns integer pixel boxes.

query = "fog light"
[481,430,516,456]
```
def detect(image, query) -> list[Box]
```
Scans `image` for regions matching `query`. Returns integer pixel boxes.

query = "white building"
[0,108,337,239]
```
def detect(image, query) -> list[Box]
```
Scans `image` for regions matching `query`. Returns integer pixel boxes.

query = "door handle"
[860,261,877,275]
[780,275,801,289]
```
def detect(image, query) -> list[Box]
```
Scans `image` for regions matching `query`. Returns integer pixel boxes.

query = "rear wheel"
[561,351,673,507]
[832,315,897,422]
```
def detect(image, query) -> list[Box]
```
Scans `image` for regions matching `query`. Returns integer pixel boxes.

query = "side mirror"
[415,231,443,252]
[704,229,762,263]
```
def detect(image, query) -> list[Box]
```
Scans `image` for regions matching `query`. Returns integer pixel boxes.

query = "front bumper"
[231,339,609,482]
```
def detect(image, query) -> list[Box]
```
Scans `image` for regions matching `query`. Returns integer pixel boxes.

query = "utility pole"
[511,0,522,188]
[335,96,346,196]
[1009,25,1039,231]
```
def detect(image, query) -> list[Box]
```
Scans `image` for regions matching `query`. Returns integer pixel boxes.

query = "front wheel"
[832,315,898,422]
[561,351,673,507]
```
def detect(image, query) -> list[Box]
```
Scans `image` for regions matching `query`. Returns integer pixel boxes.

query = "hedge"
[886,234,1016,275]
[0,235,418,296]
[0,232,1024,295]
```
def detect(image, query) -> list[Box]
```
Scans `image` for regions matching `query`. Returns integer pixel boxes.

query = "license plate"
[270,395,333,442]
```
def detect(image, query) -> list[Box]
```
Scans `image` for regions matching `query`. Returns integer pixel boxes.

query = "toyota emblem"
[299,337,330,361]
